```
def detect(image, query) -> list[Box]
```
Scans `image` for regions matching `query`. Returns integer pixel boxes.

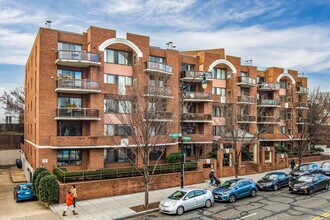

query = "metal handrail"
[258,83,280,90]
[259,99,280,105]
[56,108,100,118]
[145,86,173,96]
[257,116,280,122]
[57,79,100,91]
[238,96,256,103]
[296,86,308,93]
[182,113,212,120]
[237,115,256,121]
[145,61,173,73]
[181,71,212,79]
[183,92,212,100]
[238,76,256,85]
[57,50,100,62]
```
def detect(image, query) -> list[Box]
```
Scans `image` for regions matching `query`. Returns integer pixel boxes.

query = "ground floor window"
[104,148,135,163]
[183,144,194,157]
[149,148,166,161]
[265,151,271,162]
[57,150,81,166]
[223,153,230,166]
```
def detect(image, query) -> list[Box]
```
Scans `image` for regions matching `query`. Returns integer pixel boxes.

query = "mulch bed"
[130,201,160,213]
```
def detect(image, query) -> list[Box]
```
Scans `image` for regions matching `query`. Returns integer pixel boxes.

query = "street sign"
[182,136,192,141]
[42,159,48,163]
[169,133,182,138]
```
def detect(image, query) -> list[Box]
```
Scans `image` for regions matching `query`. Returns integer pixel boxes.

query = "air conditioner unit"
[285,103,288,108]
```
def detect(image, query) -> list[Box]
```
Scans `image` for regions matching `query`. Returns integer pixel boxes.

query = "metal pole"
[180,135,184,188]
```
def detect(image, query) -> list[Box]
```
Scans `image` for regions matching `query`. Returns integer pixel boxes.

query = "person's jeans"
[209,179,214,186]
[73,198,76,208]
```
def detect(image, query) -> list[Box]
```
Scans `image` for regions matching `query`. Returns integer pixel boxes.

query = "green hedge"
[166,152,181,163]
[38,175,59,204]
[54,162,198,183]
[35,170,51,198]
[32,167,47,196]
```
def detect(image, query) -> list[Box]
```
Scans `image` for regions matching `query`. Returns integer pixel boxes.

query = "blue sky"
[0,0,329,91]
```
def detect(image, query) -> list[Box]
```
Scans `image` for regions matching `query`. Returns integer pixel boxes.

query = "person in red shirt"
[62,191,78,216]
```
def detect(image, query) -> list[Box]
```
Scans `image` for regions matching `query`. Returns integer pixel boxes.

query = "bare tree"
[2,86,24,123]
[105,68,179,207]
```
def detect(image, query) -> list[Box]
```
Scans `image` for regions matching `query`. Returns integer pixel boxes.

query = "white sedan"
[159,187,214,215]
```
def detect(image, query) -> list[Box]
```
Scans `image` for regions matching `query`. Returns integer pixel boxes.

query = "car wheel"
[205,199,212,208]
[251,189,257,197]
[177,206,184,215]
[273,184,278,191]
[229,195,236,203]
[325,183,329,190]
[309,187,314,195]
[16,198,19,203]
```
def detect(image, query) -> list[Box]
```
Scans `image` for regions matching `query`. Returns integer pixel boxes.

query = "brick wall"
[58,170,204,203]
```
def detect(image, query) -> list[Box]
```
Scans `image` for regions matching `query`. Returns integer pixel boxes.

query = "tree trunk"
[234,151,239,178]
[143,165,149,207]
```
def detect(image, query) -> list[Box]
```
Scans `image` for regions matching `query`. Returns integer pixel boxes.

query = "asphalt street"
[128,186,330,220]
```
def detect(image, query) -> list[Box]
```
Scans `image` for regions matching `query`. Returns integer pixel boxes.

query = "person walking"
[209,169,215,186]
[290,159,296,171]
[70,184,77,208]
[62,191,78,216]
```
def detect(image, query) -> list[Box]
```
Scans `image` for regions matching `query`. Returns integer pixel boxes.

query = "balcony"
[182,113,212,123]
[296,86,308,94]
[183,92,212,102]
[237,76,256,87]
[56,79,101,94]
[257,116,280,124]
[295,102,309,109]
[145,111,173,122]
[181,71,212,82]
[296,117,309,124]
[55,50,101,67]
[55,108,100,120]
[237,96,256,104]
[144,86,173,98]
[237,115,256,123]
[258,99,281,107]
[258,83,280,91]
[144,61,173,76]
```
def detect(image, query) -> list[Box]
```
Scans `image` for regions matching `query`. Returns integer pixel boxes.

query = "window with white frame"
[182,63,195,71]
[212,87,226,96]
[280,126,286,134]
[104,148,135,163]
[213,68,226,80]
[241,71,248,77]
[58,42,82,51]
[212,106,225,117]
[104,49,132,65]
[104,124,133,136]
[149,56,165,63]
[104,74,132,86]
[104,99,132,114]
[212,125,225,136]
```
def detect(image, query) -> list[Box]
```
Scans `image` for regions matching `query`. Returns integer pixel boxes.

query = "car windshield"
[322,163,330,169]
[20,185,32,190]
[295,165,309,172]
[221,181,237,189]
[168,191,187,200]
[263,174,278,181]
[297,176,314,182]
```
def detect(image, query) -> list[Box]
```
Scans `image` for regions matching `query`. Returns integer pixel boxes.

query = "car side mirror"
[184,197,190,200]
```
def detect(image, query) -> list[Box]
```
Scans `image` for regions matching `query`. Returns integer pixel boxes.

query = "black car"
[289,174,329,195]
[289,163,320,180]
[320,162,330,176]
[257,172,291,191]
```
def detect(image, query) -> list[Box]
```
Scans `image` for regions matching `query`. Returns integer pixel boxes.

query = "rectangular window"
[257,77,264,83]
[280,95,286,102]
[58,42,82,51]
[286,112,292,120]
[288,128,292,135]
[287,82,291,89]
[57,97,82,108]
[181,63,195,71]
[212,106,225,117]
[104,148,135,163]
[57,70,82,79]
[57,150,81,166]
[104,124,133,136]
[213,68,226,80]
[265,151,271,162]
[212,125,225,136]
[104,49,132,65]
[212,87,226,96]
[57,122,82,136]
[149,56,165,63]
[184,144,194,157]
[104,99,132,114]
[280,80,286,89]
[280,126,286,134]
[223,153,230,166]
[149,148,165,160]
[104,74,132,86]
[240,71,248,77]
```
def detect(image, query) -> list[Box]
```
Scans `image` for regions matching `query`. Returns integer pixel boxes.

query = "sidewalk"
[50,160,328,220]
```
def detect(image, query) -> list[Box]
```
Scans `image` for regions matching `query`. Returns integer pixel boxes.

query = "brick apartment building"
[22,26,308,181]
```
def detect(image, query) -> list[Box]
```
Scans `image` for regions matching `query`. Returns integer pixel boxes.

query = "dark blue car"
[257,172,291,191]
[212,178,258,203]
[289,174,330,195]
[13,183,36,202]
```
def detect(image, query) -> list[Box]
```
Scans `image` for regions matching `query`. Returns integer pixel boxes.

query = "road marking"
[239,213,257,220]
[312,212,330,220]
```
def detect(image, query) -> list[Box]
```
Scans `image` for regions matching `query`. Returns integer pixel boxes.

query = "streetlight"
[180,71,209,188]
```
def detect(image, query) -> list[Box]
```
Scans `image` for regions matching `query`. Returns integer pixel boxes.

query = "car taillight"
[17,191,20,194]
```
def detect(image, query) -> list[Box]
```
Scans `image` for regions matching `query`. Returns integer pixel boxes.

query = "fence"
[0,124,24,134]
[54,162,198,183]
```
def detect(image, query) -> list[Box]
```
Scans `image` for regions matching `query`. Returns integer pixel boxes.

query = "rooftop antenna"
[166,41,176,50]
[45,20,52,29]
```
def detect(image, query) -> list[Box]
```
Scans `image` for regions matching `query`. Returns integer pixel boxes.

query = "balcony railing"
[296,86,308,94]
[237,76,256,87]
[237,96,256,104]
[182,113,212,122]
[56,79,100,93]
[257,116,280,123]
[258,99,281,106]
[296,117,309,123]
[145,111,172,121]
[56,50,101,67]
[56,108,100,120]
[295,102,308,108]
[181,71,212,81]
[258,83,280,90]
[144,86,173,97]
[183,92,212,101]
[237,115,256,122]
[144,61,173,75]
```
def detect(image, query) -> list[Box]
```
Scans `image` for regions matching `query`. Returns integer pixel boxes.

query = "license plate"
[25,192,30,194]
[259,185,263,188]
[326,172,330,175]
[214,195,219,198]
[293,189,297,191]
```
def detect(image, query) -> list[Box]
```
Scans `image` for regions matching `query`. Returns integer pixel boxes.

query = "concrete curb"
[115,208,159,220]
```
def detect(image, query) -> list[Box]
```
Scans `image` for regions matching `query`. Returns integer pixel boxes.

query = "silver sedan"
[159,187,214,215]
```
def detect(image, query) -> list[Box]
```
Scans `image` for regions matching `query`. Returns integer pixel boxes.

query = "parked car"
[320,162,330,176]
[257,172,291,191]
[289,163,321,180]
[159,188,214,215]
[13,183,36,202]
[212,178,258,203]
[289,174,330,195]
